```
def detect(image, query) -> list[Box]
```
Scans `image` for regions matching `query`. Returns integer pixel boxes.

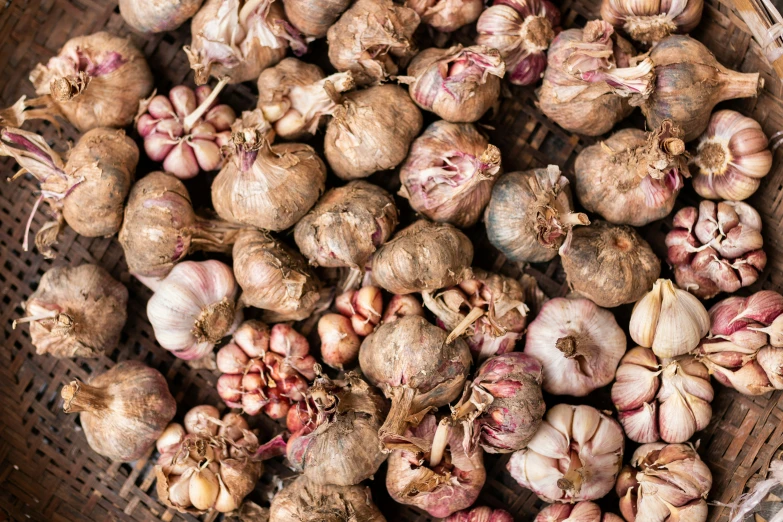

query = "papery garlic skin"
[692,110,772,201]
[445,507,514,522]
[476,0,560,86]
[524,298,626,396]
[536,501,624,522]
[147,260,241,361]
[120,0,204,33]
[508,404,624,503]
[408,0,483,32]
[601,0,703,43]
[282,0,352,38]
[666,200,766,299]
[270,476,387,522]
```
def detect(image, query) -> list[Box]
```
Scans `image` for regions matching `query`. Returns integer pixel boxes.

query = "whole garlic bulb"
[616,443,712,522]
[400,121,501,228]
[476,0,561,86]
[270,475,387,522]
[524,297,626,396]
[666,200,766,299]
[508,404,624,503]
[281,0,352,38]
[692,110,772,201]
[612,347,713,443]
[601,0,703,43]
[120,0,204,33]
[629,279,710,358]
[446,507,514,522]
[484,165,589,263]
[147,260,241,361]
[408,0,483,32]
[536,502,624,522]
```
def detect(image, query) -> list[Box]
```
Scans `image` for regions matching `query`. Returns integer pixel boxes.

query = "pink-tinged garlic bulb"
[318,313,362,370]
[524,298,626,396]
[15,264,127,359]
[485,165,589,263]
[616,443,712,522]
[574,120,689,226]
[147,260,241,361]
[508,404,624,503]
[386,415,486,518]
[327,0,420,86]
[136,80,235,179]
[537,502,624,522]
[666,200,766,299]
[120,0,204,33]
[696,291,783,395]
[538,21,653,136]
[453,352,545,453]
[29,32,153,132]
[612,347,713,443]
[270,475,387,522]
[400,121,501,228]
[257,58,355,140]
[401,45,506,123]
[476,0,561,85]
[445,507,515,522]
[282,0,352,38]
[601,0,703,43]
[423,269,529,362]
[692,110,772,201]
[408,0,483,32]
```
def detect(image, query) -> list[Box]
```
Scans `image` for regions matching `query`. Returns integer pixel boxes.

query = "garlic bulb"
[616,443,712,522]
[270,476,387,522]
[294,181,398,269]
[423,268,529,362]
[666,200,766,299]
[327,0,420,86]
[120,0,204,33]
[485,165,589,263]
[408,0,483,32]
[400,121,501,228]
[402,45,506,123]
[612,347,713,443]
[62,361,176,462]
[372,220,474,295]
[524,297,626,396]
[601,0,703,43]
[446,507,514,522]
[629,279,710,358]
[561,221,661,308]
[692,110,772,201]
[16,264,127,358]
[147,260,241,361]
[256,58,355,140]
[282,0,352,38]
[508,404,624,503]
[574,120,689,226]
[537,502,624,522]
[477,0,560,86]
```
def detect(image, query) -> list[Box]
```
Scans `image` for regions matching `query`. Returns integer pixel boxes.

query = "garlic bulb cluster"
[446,507,514,522]
[537,502,624,522]
[666,200,766,299]
[561,221,661,308]
[508,404,624,503]
[629,279,710,358]
[612,347,713,443]
[524,297,626,396]
[485,165,589,263]
[601,0,703,43]
[147,260,241,361]
[256,58,355,140]
[476,0,560,86]
[62,361,176,462]
[400,121,501,228]
[402,45,506,123]
[120,0,204,33]
[270,475,387,522]
[409,0,483,32]
[692,110,772,201]
[616,443,712,522]
[17,264,127,358]
[282,0,352,38]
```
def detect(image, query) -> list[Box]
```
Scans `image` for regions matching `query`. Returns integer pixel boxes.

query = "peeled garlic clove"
[213,474,238,513]
[190,466,220,511]
[167,471,194,508]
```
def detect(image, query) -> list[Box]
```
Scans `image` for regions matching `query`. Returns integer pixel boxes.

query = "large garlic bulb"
[601,0,703,43]
[270,475,386,521]
[120,0,204,33]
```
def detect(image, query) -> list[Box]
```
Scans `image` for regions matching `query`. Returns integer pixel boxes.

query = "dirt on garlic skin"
[270,475,387,522]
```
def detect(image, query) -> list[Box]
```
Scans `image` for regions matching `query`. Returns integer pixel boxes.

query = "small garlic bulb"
[601,0,703,43]
[147,260,241,361]
[524,298,626,396]
[692,110,772,201]
[629,279,710,358]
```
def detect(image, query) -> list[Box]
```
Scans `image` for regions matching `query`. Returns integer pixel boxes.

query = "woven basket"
[2,0,783,520]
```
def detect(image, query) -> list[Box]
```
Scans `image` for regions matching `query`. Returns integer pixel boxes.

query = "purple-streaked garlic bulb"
[601,0,703,43]
[408,0,483,32]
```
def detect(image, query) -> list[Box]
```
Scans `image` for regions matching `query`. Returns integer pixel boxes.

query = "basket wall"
[1,0,783,521]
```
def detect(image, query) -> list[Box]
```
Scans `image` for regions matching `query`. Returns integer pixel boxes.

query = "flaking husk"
[269,475,387,521]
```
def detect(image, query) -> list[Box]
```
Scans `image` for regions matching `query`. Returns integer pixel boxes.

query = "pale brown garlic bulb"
[270,476,387,522]
[16,264,127,358]
[601,0,703,43]
[574,120,689,226]
[120,0,204,33]
[485,165,589,263]
[282,0,352,38]
[692,110,772,201]
[666,200,766,299]
[612,347,713,444]
[508,404,624,503]
[537,502,624,522]
[408,0,483,32]
[400,121,501,228]
[324,84,423,179]
[372,220,474,295]
[616,443,712,522]
[294,181,398,270]
[62,361,176,462]
[629,279,710,358]
[560,221,660,308]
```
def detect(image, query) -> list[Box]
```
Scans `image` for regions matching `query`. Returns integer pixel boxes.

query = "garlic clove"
[191,139,222,172]
[148,95,175,119]
[169,86,197,119]
[213,474,238,513]
[757,346,783,388]
[144,133,175,162]
[612,359,661,410]
[157,423,186,454]
[618,403,659,443]
[167,470,194,508]
[164,142,200,180]
[658,390,698,443]
[190,466,220,511]
[629,287,662,349]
